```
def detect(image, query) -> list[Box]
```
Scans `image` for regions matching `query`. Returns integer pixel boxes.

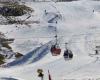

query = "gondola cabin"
[63,49,73,60]
[51,45,61,56]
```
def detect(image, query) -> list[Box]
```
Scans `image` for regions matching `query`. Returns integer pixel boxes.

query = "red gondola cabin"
[51,45,61,56]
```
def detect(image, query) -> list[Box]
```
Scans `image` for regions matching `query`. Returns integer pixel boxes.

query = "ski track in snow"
[6,41,52,67]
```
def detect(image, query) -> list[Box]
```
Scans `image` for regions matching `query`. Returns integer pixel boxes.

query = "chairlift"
[63,43,73,60]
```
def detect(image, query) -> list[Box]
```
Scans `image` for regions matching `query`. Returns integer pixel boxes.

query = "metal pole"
[55,27,58,46]
[65,43,68,50]
[41,76,44,80]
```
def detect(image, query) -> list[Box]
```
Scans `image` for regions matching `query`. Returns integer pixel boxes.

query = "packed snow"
[0,0,100,80]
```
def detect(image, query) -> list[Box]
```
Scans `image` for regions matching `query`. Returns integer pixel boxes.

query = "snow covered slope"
[1,0,100,80]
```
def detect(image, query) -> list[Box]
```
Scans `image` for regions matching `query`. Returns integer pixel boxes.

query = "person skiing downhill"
[44,10,48,15]
[37,69,44,80]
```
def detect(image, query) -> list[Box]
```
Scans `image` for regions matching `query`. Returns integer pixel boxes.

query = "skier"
[37,69,44,80]
[93,10,94,13]
[95,49,99,55]
[44,10,48,15]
